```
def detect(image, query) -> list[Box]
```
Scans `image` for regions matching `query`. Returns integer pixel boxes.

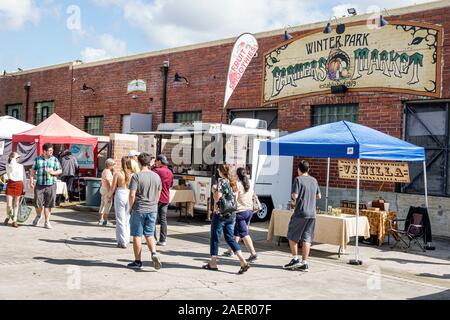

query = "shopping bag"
[10,197,33,223]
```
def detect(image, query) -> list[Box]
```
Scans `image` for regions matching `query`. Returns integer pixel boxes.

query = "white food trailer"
[135,118,293,222]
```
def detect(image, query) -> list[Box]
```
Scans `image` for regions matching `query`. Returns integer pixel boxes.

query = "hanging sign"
[127,79,147,93]
[224,33,259,108]
[70,144,95,169]
[262,21,442,104]
[338,160,410,183]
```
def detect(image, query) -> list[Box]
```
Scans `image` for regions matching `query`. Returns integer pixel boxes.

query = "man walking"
[152,154,173,246]
[30,143,62,229]
[283,160,321,272]
[128,152,163,270]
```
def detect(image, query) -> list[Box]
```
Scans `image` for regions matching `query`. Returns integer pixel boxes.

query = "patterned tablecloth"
[341,207,397,245]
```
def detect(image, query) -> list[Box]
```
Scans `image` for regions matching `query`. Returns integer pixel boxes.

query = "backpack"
[217,179,237,218]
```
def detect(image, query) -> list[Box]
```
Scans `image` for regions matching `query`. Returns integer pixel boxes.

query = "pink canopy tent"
[12,113,98,169]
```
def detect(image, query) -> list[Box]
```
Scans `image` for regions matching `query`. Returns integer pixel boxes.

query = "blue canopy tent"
[260,120,427,264]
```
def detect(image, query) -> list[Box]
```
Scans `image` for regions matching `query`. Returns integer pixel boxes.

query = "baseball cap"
[156,154,169,165]
[128,150,140,157]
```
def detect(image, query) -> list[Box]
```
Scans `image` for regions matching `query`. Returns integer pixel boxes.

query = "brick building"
[1,1,450,236]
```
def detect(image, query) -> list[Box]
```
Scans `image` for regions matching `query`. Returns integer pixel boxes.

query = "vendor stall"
[0,116,35,175]
[12,114,99,202]
[260,120,426,264]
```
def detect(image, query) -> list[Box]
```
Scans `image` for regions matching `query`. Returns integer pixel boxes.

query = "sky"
[0,0,435,72]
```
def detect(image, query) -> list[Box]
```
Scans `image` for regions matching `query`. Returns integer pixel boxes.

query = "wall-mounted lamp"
[283,30,293,41]
[81,83,95,95]
[323,17,345,34]
[331,84,348,94]
[379,15,389,27]
[174,73,189,85]
[347,8,357,16]
[323,22,332,34]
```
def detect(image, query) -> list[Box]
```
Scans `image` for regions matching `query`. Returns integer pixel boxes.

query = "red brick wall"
[1,5,450,192]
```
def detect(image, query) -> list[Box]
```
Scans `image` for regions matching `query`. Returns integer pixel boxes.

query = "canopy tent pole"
[349,158,363,265]
[423,160,433,248]
[325,157,330,211]
[423,161,429,209]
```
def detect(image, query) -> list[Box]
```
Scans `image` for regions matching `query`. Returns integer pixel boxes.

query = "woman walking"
[98,158,115,226]
[223,167,258,262]
[202,164,250,274]
[109,157,132,248]
[4,152,25,228]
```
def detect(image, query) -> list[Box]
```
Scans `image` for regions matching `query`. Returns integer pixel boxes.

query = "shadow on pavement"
[372,257,450,265]
[33,256,125,269]
[39,237,118,248]
[410,289,450,300]
[417,273,450,279]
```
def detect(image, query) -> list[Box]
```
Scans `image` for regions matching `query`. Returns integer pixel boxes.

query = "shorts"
[234,210,253,238]
[287,216,316,243]
[34,184,57,209]
[6,180,24,197]
[130,211,157,237]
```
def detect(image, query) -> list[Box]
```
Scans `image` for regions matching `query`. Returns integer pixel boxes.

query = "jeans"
[130,211,157,237]
[155,202,168,242]
[210,213,241,256]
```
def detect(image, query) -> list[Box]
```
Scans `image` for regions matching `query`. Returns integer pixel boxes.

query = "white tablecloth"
[23,179,68,200]
[268,209,371,250]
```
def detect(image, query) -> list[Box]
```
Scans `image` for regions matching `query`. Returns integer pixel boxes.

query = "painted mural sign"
[127,79,147,93]
[338,160,410,183]
[262,21,442,103]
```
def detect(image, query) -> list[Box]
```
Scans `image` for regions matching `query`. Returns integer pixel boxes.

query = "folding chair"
[388,212,426,252]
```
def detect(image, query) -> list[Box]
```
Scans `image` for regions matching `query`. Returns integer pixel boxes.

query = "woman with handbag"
[4,152,25,228]
[223,167,258,262]
[202,164,250,274]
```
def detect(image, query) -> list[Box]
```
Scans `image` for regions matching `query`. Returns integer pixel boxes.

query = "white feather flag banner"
[223,33,258,109]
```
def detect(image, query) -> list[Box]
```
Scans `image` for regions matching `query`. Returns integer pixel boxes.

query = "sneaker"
[246,254,259,263]
[97,220,104,225]
[32,215,42,226]
[156,241,166,246]
[298,262,309,272]
[117,243,127,249]
[152,254,162,270]
[102,220,108,226]
[3,218,10,226]
[12,222,19,228]
[127,261,143,270]
[44,222,52,229]
[222,251,235,257]
[283,258,300,270]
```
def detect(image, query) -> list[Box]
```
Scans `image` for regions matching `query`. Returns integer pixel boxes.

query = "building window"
[35,101,54,124]
[85,116,104,135]
[6,104,22,120]
[229,109,278,130]
[403,102,450,196]
[174,111,201,124]
[312,104,358,126]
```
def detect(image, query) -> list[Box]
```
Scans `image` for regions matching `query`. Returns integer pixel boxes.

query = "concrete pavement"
[0,203,449,300]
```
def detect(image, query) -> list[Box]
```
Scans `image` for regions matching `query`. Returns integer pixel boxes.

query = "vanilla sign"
[338,160,410,183]
[262,21,442,103]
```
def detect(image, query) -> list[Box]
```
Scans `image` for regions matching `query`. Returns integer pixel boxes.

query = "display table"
[341,207,397,245]
[170,188,196,218]
[23,179,68,201]
[267,209,370,257]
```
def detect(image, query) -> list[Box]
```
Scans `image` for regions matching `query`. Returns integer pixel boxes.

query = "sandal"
[238,263,250,274]
[202,263,219,271]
